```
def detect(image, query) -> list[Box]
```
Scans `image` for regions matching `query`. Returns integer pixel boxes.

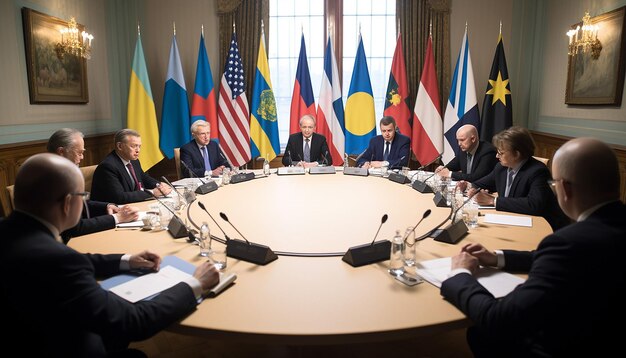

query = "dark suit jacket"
[0,212,198,357]
[356,133,410,169]
[472,157,570,230]
[180,139,231,178]
[446,141,497,182]
[61,200,115,244]
[441,201,626,357]
[281,132,332,166]
[91,151,158,204]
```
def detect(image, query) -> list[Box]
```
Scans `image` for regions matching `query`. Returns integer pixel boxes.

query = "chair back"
[174,148,181,180]
[533,156,550,167]
[80,165,98,192]
[4,185,15,215]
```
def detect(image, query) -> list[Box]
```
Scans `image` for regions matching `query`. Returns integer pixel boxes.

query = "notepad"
[484,213,532,227]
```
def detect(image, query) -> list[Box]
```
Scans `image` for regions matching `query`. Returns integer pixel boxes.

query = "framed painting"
[22,7,89,104]
[565,6,626,106]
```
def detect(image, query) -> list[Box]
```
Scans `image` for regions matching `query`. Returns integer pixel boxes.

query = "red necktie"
[126,163,142,191]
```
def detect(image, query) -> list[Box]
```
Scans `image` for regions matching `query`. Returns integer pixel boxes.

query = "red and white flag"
[217,31,251,167]
[412,36,443,166]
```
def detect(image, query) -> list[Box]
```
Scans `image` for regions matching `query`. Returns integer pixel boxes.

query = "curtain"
[216,0,269,99]
[396,0,450,113]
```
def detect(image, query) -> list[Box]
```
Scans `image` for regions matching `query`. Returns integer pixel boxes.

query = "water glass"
[159,201,174,229]
[381,162,389,177]
[198,222,211,257]
[209,247,227,271]
[222,168,231,185]
[463,200,480,228]
[403,227,417,267]
[402,166,410,177]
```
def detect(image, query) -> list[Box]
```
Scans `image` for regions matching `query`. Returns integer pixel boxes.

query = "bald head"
[552,138,620,215]
[14,153,83,222]
[456,124,479,152]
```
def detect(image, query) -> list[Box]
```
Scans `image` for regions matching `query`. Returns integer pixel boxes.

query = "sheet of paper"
[109,266,188,303]
[415,257,525,298]
[116,211,148,228]
[484,213,532,227]
[478,205,496,210]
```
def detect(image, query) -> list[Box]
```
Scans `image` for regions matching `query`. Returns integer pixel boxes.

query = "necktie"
[304,138,311,162]
[466,153,473,174]
[505,169,515,197]
[383,142,390,161]
[202,146,212,171]
[126,163,141,191]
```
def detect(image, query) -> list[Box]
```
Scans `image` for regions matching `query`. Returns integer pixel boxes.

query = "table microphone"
[402,209,432,242]
[197,201,230,242]
[179,160,218,194]
[432,190,478,244]
[387,155,409,184]
[161,176,193,204]
[413,156,445,193]
[342,214,392,267]
[218,211,278,265]
[143,189,195,241]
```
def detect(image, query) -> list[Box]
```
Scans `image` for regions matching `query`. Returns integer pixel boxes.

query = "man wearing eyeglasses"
[91,129,171,204]
[47,128,139,243]
[180,120,230,177]
[441,137,626,357]
[0,153,219,356]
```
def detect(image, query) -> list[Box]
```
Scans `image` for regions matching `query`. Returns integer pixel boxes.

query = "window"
[269,0,396,150]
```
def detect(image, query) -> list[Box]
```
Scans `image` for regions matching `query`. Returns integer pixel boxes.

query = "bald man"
[440,138,626,357]
[436,124,497,181]
[282,115,332,167]
[0,153,219,357]
[47,128,139,243]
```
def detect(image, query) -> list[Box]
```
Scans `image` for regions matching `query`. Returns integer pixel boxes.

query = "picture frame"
[22,7,89,104]
[565,6,626,106]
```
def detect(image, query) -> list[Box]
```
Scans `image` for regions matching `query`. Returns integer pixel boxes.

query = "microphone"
[161,176,195,205]
[387,155,410,184]
[402,209,432,241]
[286,149,293,166]
[197,201,230,241]
[143,189,196,240]
[179,160,218,194]
[321,150,330,166]
[344,149,369,176]
[355,148,368,165]
[218,211,278,265]
[412,158,446,193]
[342,214,392,267]
[433,190,478,244]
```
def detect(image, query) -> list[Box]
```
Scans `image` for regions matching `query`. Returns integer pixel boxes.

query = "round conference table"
[68,169,551,346]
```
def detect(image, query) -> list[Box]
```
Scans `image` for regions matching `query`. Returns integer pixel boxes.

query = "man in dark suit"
[47,128,139,243]
[0,153,219,357]
[462,126,569,231]
[282,114,332,167]
[180,119,230,178]
[91,129,171,204]
[436,124,497,181]
[441,137,626,357]
[356,116,410,169]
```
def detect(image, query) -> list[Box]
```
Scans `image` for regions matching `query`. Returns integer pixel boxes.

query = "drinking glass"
[402,166,410,177]
[222,168,231,185]
[159,201,174,230]
[403,227,417,267]
[209,247,227,271]
[463,200,480,228]
[198,222,211,257]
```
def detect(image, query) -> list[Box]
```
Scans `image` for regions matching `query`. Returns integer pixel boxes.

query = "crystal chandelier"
[54,17,94,60]
[566,11,602,59]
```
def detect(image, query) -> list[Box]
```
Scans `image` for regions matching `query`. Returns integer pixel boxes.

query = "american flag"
[218,32,251,167]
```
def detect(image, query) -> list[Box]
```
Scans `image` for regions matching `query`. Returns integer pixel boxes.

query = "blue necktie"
[202,146,212,171]
[383,142,390,161]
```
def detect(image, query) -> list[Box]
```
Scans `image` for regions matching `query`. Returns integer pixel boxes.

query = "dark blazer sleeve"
[180,141,204,178]
[389,134,410,168]
[451,142,498,182]
[356,137,379,167]
[446,155,462,172]
[91,155,152,204]
[472,164,499,193]
[136,161,158,189]
[282,134,298,166]
[311,133,332,165]
[495,161,552,216]
[62,215,115,244]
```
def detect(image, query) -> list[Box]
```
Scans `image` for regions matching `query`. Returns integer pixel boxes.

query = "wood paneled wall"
[531,131,626,203]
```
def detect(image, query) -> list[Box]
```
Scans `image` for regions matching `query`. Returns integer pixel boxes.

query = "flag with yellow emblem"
[383,33,411,139]
[480,30,512,143]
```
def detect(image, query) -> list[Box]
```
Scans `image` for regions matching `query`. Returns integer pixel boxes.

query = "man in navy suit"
[0,153,219,357]
[356,116,410,169]
[91,129,171,204]
[180,120,230,178]
[436,124,497,182]
[281,114,332,167]
[47,128,139,243]
[461,126,569,231]
[441,137,626,357]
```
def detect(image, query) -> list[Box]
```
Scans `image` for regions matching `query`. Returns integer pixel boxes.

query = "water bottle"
[344,153,349,168]
[199,222,210,257]
[263,154,270,176]
[389,230,405,276]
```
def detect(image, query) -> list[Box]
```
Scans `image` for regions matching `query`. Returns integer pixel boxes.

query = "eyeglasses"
[71,191,90,200]
[547,179,572,191]
[496,149,508,155]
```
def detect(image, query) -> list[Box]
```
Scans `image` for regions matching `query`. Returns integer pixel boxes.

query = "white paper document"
[484,213,532,227]
[415,257,525,298]
[109,266,191,303]
[115,211,149,228]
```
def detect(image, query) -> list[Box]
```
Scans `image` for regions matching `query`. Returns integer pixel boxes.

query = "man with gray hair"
[0,153,219,356]
[180,120,230,178]
[91,129,171,203]
[47,128,139,243]
[281,114,332,167]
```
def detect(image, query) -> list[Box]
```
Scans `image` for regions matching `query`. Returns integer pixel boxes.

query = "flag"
[160,34,191,159]
[250,27,280,161]
[442,27,480,164]
[480,32,512,142]
[289,34,316,135]
[384,33,411,138]
[191,31,218,140]
[127,34,163,169]
[217,31,251,167]
[345,34,375,155]
[412,35,443,166]
[316,36,345,165]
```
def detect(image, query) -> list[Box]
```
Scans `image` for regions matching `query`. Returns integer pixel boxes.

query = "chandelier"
[54,17,94,60]
[566,11,602,59]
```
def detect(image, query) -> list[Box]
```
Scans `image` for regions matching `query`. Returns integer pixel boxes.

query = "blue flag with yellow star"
[480,33,512,142]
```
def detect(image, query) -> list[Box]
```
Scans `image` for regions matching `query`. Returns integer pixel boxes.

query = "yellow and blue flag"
[127,33,163,169]
[345,34,375,154]
[250,27,279,161]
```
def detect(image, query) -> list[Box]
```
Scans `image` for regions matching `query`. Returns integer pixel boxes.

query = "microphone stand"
[143,189,196,241]
[412,155,444,193]
[342,214,391,267]
[218,212,278,265]
[180,160,218,194]
[432,191,478,244]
